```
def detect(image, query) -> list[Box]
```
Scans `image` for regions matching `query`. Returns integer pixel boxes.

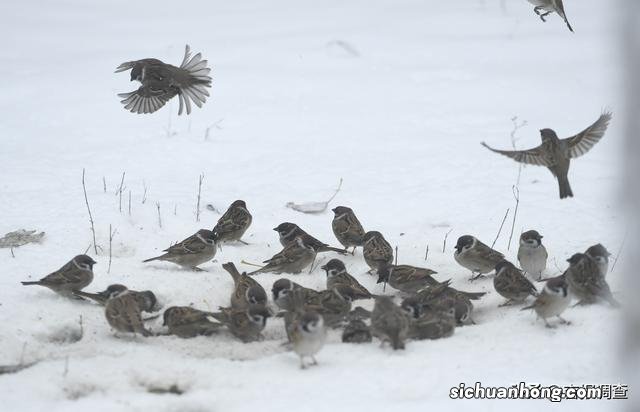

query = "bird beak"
[272,227,278,231]
[376,277,384,284]
[320,265,327,271]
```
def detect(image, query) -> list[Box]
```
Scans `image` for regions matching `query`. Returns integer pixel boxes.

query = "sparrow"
[527,0,573,32]
[21,255,96,298]
[401,301,456,340]
[115,45,212,115]
[362,231,394,272]
[493,261,538,306]
[482,112,612,199]
[290,311,327,369]
[210,305,271,342]
[213,200,252,244]
[272,278,322,312]
[105,289,153,337]
[454,235,505,280]
[342,319,373,343]
[74,284,158,312]
[249,237,317,275]
[412,281,486,325]
[522,276,571,328]
[331,206,366,254]
[321,259,373,299]
[143,229,217,270]
[162,306,223,338]
[313,285,360,327]
[222,262,268,309]
[376,263,439,293]
[371,296,409,350]
[585,243,611,278]
[273,222,347,255]
[564,253,619,307]
[517,230,548,281]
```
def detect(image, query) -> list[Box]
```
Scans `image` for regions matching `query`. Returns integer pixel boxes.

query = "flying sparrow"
[527,0,573,32]
[273,222,346,255]
[143,229,218,271]
[482,111,612,198]
[493,261,538,306]
[412,281,486,325]
[371,296,409,350]
[21,255,96,298]
[342,319,373,343]
[521,276,571,328]
[517,230,548,281]
[290,311,327,369]
[249,237,317,275]
[321,259,373,299]
[162,306,223,338]
[222,262,267,310]
[564,253,619,307]
[401,301,456,340]
[454,235,505,280]
[74,284,158,312]
[213,200,252,244]
[585,243,611,278]
[105,288,153,337]
[331,206,366,254]
[376,263,439,293]
[362,231,394,272]
[115,45,212,115]
[210,305,271,342]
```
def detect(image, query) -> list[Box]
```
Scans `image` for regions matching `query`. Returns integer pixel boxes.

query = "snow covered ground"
[0,0,629,410]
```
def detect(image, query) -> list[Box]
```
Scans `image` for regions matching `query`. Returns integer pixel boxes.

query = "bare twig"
[510,116,527,186]
[107,225,117,274]
[82,169,98,255]
[174,204,177,216]
[394,246,398,266]
[156,202,162,229]
[142,181,148,204]
[442,228,453,253]
[204,119,224,141]
[102,176,107,193]
[78,315,84,340]
[424,245,429,261]
[128,190,132,216]
[491,208,510,249]
[507,186,520,250]
[116,172,126,213]
[611,230,628,273]
[62,356,69,378]
[196,173,204,222]
[83,244,91,254]
[10,247,15,258]
[240,260,262,268]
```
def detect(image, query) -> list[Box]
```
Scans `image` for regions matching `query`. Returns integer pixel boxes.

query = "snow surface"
[0,0,628,411]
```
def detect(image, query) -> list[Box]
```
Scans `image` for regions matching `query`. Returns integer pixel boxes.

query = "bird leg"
[544,319,557,329]
[498,299,514,307]
[539,11,552,22]
[533,6,542,16]
[469,272,485,282]
[299,356,307,370]
[190,266,205,272]
[557,316,571,325]
[238,239,250,245]
[311,356,318,366]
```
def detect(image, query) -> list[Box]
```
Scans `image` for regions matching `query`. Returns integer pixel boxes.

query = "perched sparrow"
[482,112,612,198]
[342,319,373,343]
[162,306,223,338]
[331,206,366,254]
[105,289,152,337]
[517,230,548,281]
[371,296,409,350]
[401,301,456,340]
[143,229,217,270]
[321,259,373,299]
[249,237,317,275]
[362,231,394,272]
[74,284,158,312]
[585,243,611,278]
[213,200,252,244]
[522,276,571,328]
[376,263,439,293]
[273,223,346,255]
[272,278,322,312]
[210,305,271,342]
[21,255,96,298]
[454,235,504,280]
[222,262,268,309]
[564,253,619,307]
[412,281,486,325]
[527,0,573,32]
[313,285,360,327]
[290,311,327,369]
[493,261,538,306]
[115,45,212,115]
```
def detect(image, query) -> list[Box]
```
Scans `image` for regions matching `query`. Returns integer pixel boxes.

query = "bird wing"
[214,209,250,234]
[164,235,207,255]
[563,112,612,159]
[42,262,85,285]
[118,83,178,114]
[481,141,553,167]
